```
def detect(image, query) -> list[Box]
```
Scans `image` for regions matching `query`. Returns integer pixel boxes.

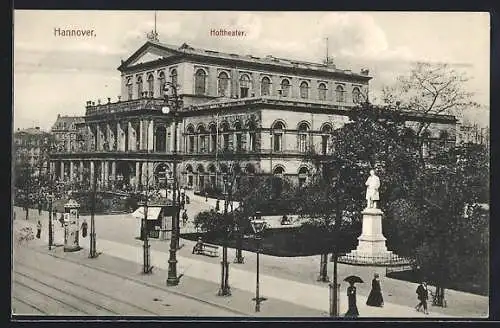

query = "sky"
[13,11,490,131]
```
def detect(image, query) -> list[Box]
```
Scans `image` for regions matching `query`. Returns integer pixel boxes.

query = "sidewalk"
[12,207,488,318]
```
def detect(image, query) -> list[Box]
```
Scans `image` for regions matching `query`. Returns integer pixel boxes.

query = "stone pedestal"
[340,207,408,266]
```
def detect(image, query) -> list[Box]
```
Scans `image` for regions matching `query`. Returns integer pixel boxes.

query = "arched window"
[136,75,143,99]
[234,121,244,151]
[158,71,166,97]
[208,164,217,188]
[194,69,206,95]
[218,72,230,97]
[126,77,133,100]
[171,69,178,87]
[318,83,327,101]
[209,123,217,153]
[297,122,310,153]
[197,164,206,190]
[280,79,290,97]
[197,125,207,153]
[220,122,231,151]
[147,74,154,97]
[186,164,194,188]
[261,76,271,96]
[247,119,257,152]
[273,166,285,176]
[321,123,333,155]
[298,166,310,187]
[335,85,344,103]
[240,74,251,98]
[272,121,285,152]
[300,81,309,99]
[186,125,195,153]
[352,87,361,103]
[245,163,256,175]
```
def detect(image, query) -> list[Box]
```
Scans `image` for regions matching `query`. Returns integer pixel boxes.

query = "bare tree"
[381,62,479,165]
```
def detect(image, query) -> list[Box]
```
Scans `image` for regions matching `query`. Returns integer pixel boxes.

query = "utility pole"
[218,175,231,296]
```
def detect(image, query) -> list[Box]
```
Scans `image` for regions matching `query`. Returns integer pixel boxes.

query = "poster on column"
[64,209,80,252]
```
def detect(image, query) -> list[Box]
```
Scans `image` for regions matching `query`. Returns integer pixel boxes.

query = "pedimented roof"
[118,41,371,80]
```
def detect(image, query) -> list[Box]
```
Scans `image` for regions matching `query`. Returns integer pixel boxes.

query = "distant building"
[51,115,85,152]
[49,39,457,192]
[13,126,52,177]
[457,123,489,147]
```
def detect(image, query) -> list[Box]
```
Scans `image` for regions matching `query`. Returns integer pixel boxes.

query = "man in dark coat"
[345,282,359,318]
[415,281,429,314]
[81,219,88,238]
[366,273,384,307]
[36,220,42,239]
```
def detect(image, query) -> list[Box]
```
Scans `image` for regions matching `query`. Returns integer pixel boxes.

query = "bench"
[195,243,219,257]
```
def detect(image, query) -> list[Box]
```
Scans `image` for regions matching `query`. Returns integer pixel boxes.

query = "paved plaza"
[12,200,488,318]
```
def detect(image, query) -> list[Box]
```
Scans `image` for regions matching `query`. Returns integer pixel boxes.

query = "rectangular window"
[249,133,256,151]
[299,134,307,152]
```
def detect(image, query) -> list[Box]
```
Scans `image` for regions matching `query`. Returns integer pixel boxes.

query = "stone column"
[90,161,95,184]
[117,122,123,151]
[141,162,148,186]
[69,161,74,182]
[139,120,144,150]
[111,161,116,187]
[148,119,154,151]
[135,162,141,189]
[169,124,175,152]
[148,162,154,186]
[104,161,109,187]
[100,161,105,187]
[79,161,84,181]
[128,121,134,151]
[60,161,65,181]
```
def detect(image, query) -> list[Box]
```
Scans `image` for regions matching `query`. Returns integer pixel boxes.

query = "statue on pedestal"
[365,169,380,209]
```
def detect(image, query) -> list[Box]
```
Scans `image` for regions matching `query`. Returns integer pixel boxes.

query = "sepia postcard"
[12,10,490,319]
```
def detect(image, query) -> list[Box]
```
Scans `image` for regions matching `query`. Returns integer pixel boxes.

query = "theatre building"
[49,39,457,191]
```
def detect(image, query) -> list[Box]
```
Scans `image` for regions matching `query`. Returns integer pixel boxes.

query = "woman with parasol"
[344,275,363,318]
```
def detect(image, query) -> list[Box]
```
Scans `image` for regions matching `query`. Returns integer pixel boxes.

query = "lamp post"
[139,198,153,274]
[89,166,99,258]
[217,174,231,296]
[251,212,267,312]
[162,81,182,286]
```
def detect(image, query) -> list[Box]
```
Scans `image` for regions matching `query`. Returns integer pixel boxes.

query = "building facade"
[51,115,86,153]
[49,40,457,192]
[13,127,52,179]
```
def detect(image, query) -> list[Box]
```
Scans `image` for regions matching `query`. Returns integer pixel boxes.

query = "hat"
[374,273,379,278]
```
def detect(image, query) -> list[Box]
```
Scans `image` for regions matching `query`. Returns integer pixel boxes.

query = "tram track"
[12,296,47,314]
[13,252,247,316]
[14,262,159,315]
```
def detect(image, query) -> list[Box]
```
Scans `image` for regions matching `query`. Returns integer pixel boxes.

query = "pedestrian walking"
[345,281,359,318]
[81,219,88,238]
[204,191,208,202]
[215,199,220,212]
[36,220,42,239]
[366,273,384,307]
[59,213,65,227]
[182,210,188,227]
[415,281,430,314]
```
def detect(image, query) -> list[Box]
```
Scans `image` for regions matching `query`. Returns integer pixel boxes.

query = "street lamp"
[89,167,99,259]
[162,81,183,286]
[218,174,232,296]
[139,198,153,274]
[250,212,268,312]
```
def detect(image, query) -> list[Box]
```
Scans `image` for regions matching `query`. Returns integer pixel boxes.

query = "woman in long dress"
[345,282,359,318]
[366,273,384,307]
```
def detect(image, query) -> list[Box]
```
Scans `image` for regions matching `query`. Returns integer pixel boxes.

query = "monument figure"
[365,169,380,209]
